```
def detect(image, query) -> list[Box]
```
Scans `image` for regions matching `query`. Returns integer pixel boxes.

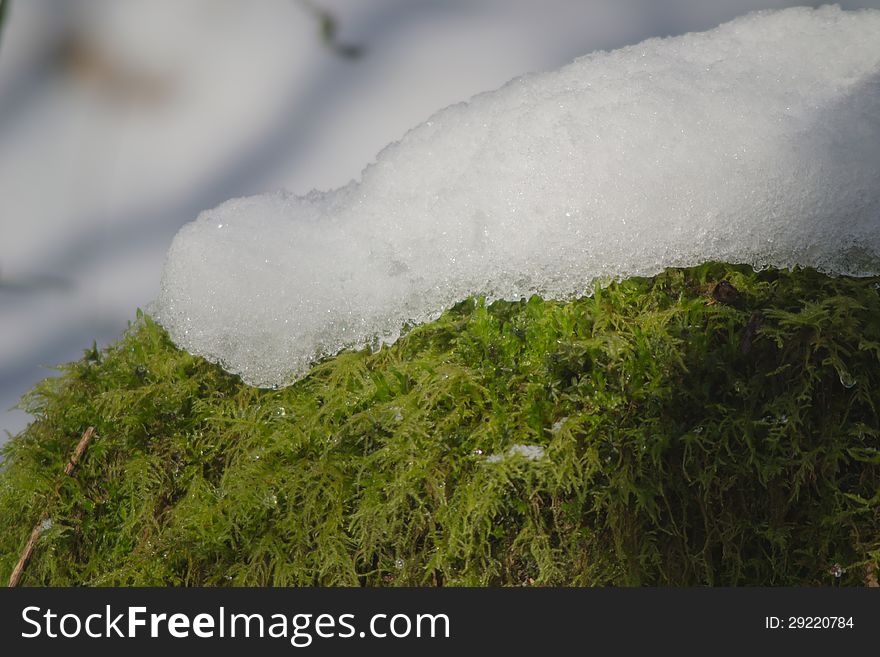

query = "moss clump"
[2,262,879,586]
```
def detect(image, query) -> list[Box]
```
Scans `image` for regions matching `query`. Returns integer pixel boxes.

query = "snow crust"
[154,6,880,388]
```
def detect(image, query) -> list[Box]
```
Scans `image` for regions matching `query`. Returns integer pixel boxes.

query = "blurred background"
[2,0,880,442]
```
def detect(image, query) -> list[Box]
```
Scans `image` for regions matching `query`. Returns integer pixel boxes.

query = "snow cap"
[154,6,880,387]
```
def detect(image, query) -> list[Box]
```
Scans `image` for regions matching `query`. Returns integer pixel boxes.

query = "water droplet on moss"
[836,366,856,389]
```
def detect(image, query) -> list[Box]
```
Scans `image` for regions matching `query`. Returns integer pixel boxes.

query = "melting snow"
[486,444,547,464]
[154,6,880,388]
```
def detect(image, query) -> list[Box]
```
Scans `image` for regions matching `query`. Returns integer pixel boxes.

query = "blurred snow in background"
[2,0,879,440]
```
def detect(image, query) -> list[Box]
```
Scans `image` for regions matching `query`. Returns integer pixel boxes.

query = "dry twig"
[7,426,96,587]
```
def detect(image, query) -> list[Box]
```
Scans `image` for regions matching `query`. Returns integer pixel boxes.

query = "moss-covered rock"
[2,262,879,586]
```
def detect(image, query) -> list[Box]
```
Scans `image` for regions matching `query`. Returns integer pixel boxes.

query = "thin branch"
[8,426,96,587]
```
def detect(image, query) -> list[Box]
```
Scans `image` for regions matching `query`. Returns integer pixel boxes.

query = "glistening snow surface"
[154,6,880,388]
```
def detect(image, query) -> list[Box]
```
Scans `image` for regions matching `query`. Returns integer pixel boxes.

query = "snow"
[486,445,547,464]
[154,6,880,389]
[6,2,880,439]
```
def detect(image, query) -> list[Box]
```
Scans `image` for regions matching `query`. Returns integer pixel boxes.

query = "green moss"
[2,262,879,586]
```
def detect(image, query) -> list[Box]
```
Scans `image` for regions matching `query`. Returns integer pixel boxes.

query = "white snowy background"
[2,0,879,440]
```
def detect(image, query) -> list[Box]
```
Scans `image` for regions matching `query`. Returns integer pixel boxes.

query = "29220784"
[765,616,854,629]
